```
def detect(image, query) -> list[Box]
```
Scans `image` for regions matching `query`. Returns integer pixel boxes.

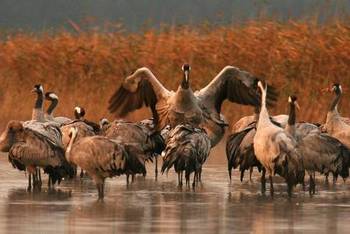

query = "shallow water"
[0,154,349,234]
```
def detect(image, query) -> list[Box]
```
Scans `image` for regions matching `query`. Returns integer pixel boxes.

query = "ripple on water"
[0,154,350,233]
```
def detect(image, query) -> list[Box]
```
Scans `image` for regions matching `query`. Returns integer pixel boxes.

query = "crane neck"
[257,83,270,127]
[46,99,58,116]
[66,129,78,163]
[253,105,260,121]
[286,102,296,137]
[181,70,190,89]
[288,103,296,126]
[32,92,45,122]
[329,91,341,112]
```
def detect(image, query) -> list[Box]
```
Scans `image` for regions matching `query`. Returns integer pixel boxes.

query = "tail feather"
[226,126,254,173]
[336,144,350,179]
[124,144,147,175]
[150,132,166,155]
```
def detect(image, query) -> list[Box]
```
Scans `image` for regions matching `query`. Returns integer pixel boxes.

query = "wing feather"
[108,68,170,125]
[196,66,278,113]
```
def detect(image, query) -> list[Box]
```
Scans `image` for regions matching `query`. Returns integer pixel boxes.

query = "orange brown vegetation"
[0,21,349,131]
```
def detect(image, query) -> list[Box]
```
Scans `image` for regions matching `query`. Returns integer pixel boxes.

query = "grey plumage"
[101,119,166,180]
[286,95,350,194]
[22,84,70,187]
[161,124,211,187]
[226,111,289,183]
[226,123,261,182]
[60,120,95,149]
[60,120,96,177]
[44,92,71,125]
[31,84,45,122]
[66,127,129,199]
[253,82,304,197]
[323,83,350,148]
[108,65,278,147]
[0,121,74,190]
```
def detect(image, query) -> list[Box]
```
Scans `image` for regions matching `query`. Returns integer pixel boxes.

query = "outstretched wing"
[108,67,171,124]
[195,66,278,113]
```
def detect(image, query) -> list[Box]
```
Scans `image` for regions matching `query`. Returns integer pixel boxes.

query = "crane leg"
[312,172,316,194]
[27,174,32,191]
[309,174,312,195]
[37,168,42,186]
[73,166,77,177]
[309,173,316,195]
[178,173,182,187]
[97,183,104,200]
[126,174,130,185]
[33,170,38,188]
[155,155,158,179]
[228,169,232,183]
[240,170,244,182]
[325,173,329,184]
[185,173,190,187]
[249,167,253,182]
[261,168,266,194]
[192,172,196,188]
[180,171,183,186]
[269,175,274,197]
[287,181,293,198]
[198,169,201,183]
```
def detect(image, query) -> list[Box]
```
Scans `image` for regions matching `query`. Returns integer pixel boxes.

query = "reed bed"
[0,20,349,131]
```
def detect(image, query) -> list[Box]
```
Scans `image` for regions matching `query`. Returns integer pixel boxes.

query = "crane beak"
[295,101,300,110]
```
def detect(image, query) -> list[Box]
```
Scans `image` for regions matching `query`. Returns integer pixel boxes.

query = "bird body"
[255,121,291,174]
[324,111,350,147]
[102,119,166,179]
[161,124,211,187]
[168,86,203,128]
[0,121,73,188]
[60,120,96,177]
[253,82,304,196]
[323,84,350,148]
[66,128,128,199]
[226,109,288,182]
[230,115,256,134]
[109,65,278,147]
[285,95,350,194]
[67,136,127,178]
[60,120,95,149]
[226,123,261,181]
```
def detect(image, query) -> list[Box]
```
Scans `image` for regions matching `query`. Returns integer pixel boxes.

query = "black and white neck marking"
[74,106,85,120]
[45,92,59,115]
[181,64,191,89]
[288,96,299,126]
[32,84,44,109]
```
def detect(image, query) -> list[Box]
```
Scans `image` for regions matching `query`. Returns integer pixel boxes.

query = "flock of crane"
[0,64,349,199]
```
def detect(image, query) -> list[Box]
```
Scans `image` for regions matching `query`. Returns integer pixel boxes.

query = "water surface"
[0,154,349,234]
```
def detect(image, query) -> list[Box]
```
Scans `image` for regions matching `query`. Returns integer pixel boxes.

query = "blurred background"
[0,0,349,134]
[0,0,349,31]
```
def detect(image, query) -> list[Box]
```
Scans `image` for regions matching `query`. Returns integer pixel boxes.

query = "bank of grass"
[0,21,349,130]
